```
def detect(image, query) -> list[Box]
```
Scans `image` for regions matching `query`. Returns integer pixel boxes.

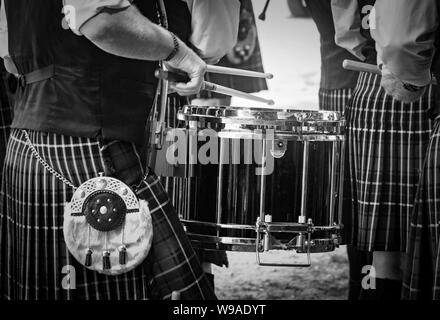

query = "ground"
[213,247,349,300]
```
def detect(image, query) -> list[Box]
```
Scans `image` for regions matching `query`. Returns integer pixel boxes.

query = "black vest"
[306,0,359,90]
[358,0,377,64]
[4,0,191,145]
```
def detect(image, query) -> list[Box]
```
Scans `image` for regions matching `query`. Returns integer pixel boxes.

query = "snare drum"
[173,106,346,267]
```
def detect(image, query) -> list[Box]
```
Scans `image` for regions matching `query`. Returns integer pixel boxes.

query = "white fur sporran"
[63,176,153,276]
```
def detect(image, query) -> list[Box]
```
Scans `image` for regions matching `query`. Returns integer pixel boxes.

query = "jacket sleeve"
[331,0,367,61]
[372,0,438,86]
[0,0,8,59]
[63,0,132,36]
[185,0,240,63]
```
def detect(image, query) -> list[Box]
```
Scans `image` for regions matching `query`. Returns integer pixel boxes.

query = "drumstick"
[343,59,438,85]
[206,65,274,79]
[155,70,275,106]
[203,81,275,106]
[342,60,381,75]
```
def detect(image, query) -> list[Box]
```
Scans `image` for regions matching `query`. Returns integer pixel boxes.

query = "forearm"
[80,5,175,61]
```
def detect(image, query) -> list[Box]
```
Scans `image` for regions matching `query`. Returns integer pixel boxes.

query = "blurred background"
[231,0,321,108]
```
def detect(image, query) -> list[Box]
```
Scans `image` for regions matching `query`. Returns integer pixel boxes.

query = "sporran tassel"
[119,245,127,265]
[85,248,93,267]
[102,250,111,270]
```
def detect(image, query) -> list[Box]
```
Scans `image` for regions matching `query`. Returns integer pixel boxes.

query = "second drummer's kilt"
[402,117,440,300]
[318,88,353,113]
[346,72,433,252]
[0,129,216,300]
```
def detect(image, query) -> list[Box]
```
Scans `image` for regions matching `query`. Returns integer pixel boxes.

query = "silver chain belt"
[22,130,148,192]
[23,130,78,190]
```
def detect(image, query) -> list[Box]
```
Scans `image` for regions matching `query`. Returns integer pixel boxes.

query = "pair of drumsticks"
[155,65,275,105]
[157,59,429,107]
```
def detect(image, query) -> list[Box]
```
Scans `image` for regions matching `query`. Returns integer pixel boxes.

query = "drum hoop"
[178,105,345,125]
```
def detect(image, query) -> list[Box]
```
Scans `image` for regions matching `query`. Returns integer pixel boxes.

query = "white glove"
[164,37,206,96]
[381,68,426,103]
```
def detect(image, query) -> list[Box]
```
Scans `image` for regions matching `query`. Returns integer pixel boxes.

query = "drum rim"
[178,105,345,123]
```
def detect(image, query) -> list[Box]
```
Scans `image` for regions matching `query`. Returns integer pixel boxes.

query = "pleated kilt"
[318,88,353,113]
[402,117,440,300]
[346,72,433,252]
[0,129,216,300]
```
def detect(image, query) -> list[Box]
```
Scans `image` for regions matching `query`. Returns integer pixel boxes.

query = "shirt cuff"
[63,0,132,36]
[381,63,432,87]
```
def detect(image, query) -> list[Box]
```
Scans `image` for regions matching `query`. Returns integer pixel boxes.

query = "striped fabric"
[318,88,353,113]
[402,117,440,300]
[0,129,216,300]
[346,72,433,252]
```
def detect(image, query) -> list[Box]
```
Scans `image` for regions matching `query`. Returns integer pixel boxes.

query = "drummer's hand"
[380,67,426,103]
[164,38,206,96]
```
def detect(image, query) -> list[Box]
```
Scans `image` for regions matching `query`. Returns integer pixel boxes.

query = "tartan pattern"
[402,117,440,300]
[318,88,353,113]
[0,129,216,300]
[346,72,433,252]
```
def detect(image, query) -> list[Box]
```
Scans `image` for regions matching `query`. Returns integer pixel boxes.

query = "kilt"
[402,117,440,300]
[318,88,353,113]
[0,129,216,300]
[346,72,433,252]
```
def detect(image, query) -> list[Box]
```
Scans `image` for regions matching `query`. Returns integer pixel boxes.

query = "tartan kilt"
[402,117,440,300]
[0,129,216,300]
[318,88,353,113]
[346,72,433,252]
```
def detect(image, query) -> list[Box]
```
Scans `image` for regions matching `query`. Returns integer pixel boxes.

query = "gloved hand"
[380,68,426,103]
[164,37,206,96]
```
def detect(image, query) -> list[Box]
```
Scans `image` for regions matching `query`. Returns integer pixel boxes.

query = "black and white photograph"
[0,0,439,316]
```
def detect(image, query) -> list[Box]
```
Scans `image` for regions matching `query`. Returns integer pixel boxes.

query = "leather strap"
[9,65,55,93]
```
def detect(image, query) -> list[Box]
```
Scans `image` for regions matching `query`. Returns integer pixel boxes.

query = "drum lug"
[270,139,287,159]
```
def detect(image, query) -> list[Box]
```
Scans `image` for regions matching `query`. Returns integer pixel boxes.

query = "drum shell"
[178,133,344,247]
